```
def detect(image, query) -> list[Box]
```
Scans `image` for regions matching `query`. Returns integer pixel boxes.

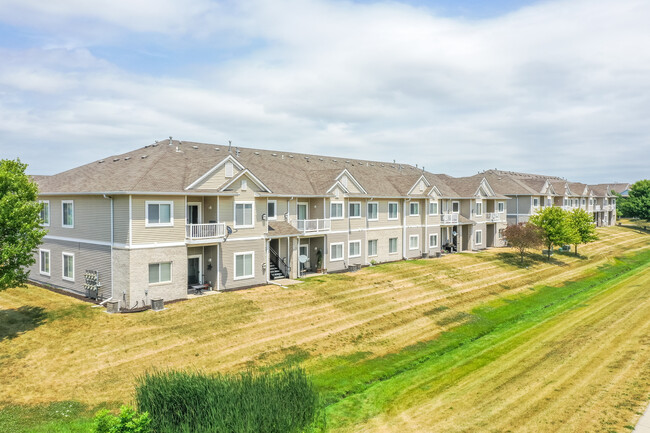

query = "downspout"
[402,199,408,259]
[99,195,114,305]
[425,200,428,256]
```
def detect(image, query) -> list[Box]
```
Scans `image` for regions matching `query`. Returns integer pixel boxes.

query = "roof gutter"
[37,191,241,197]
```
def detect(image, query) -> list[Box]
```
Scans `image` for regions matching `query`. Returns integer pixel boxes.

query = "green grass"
[0,401,94,433]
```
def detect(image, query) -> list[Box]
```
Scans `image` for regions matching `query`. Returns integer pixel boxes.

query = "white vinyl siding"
[349,240,361,258]
[349,202,361,218]
[388,202,399,220]
[475,230,482,245]
[389,237,398,254]
[234,202,254,228]
[39,249,50,276]
[331,202,344,219]
[429,234,438,248]
[40,201,50,226]
[234,252,254,280]
[409,202,419,216]
[62,252,74,282]
[267,200,277,220]
[146,201,173,227]
[62,200,74,228]
[368,239,378,257]
[429,201,438,215]
[367,202,378,221]
[409,235,419,250]
[149,262,172,284]
[330,243,344,261]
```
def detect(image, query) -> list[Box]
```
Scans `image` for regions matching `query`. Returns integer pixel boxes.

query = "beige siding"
[43,195,111,243]
[131,195,186,245]
[113,196,130,245]
[194,163,241,189]
[219,239,267,289]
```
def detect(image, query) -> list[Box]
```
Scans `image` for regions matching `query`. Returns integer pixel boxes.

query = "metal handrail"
[270,246,289,277]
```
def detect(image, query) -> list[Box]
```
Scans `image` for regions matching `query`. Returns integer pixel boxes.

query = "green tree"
[503,222,543,264]
[617,180,650,220]
[567,208,598,255]
[0,159,47,291]
[529,207,574,260]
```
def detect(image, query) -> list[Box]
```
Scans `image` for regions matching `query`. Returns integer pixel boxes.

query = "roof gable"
[220,169,271,193]
[186,155,245,190]
[335,169,367,194]
[407,175,431,195]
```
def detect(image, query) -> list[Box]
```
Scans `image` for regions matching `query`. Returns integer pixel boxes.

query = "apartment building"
[29,139,510,308]
[479,170,619,227]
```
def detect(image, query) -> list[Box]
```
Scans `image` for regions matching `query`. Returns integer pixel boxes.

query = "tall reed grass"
[135,367,319,433]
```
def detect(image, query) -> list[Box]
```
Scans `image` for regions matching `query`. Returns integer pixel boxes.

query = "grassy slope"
[0,226,649,432]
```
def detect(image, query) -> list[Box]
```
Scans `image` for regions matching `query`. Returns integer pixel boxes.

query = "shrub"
[135,367,319,433]
[94,405,151,433]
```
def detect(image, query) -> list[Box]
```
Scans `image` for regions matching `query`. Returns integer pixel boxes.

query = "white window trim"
[330,242,344,261]
[40,200,50,226]
[368,239,378,257]
[475,202,483,216]
[61,200,74,228]
[428,201,438,216]
[349,240,361,258]
[349,201,361,219]
[145,200,174,227]
[498,201,505,213]
[149,262,173,285]
[429,234,438,248]
[267,200,277,220]
[367,202,379,221]
[475,230,483,245]
[39,249,50,276]
[62,252,74,282]
[388,237,399,254]
[233,251,255,280]
[330,202,344,220]
[234,201,255,229]
[409,202,420,217]
[409,234,419,250]
[388,202,399,220]
[451,201,460,214]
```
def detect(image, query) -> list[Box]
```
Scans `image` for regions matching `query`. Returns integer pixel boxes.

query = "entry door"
[188,256,201,285]
[187,204,200,224]
[297,203,308,220]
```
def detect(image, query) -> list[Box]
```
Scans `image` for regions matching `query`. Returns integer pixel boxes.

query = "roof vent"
[254,151,260,155]
[289,155,293,158]
[144,145,150,148]
[236,148,240,157]
[141,155,148,159]
[124,157,131,160]
[152,142,158,147]
[319,158,323,161]
[272,153,277,156]
[215,147,220,151]
[345,160,350,164]
[98,160,105,164]
[113,158,120,162]
[228,140,232,152]
[192,145,198,149]
[305,156,309,160]
[333,159,337,162]
[169,136,173,145]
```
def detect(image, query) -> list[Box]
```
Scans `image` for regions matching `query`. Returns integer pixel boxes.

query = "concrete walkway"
[635,403,650,432]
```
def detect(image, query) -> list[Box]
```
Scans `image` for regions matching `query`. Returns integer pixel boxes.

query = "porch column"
[265,239,270,283]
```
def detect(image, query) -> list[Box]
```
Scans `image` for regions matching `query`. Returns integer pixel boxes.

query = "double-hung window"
[267,200,277,220]
[389,238,398,254]
[429,201,438,215]
[146,201,173,227]
[62,252,74,282]
[149,262,172,284]
[40,201,50,226]
[349,240,361,258]
[498,202,505,213]
[330,243,344,261]
[349,202,361,218]
[388,202,398,220]
[475,230,482,245]
[409,235,419,250]
[62,200,74,228]
[234,252,254,280]
[409,202,419,216]
[39,249,50,276]
[452,201,460,213]
[429,234,438,248]
[368,239,378,257]
[475,202,482,216]
[533,198,539,207]
[331,202,344,219]
[234,202,254,228]
[367,202,378,221]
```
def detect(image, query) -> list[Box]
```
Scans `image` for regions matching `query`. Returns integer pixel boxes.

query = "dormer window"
[225,162,234,178]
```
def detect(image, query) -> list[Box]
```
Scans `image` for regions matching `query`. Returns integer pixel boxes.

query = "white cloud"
[0,0,648,183]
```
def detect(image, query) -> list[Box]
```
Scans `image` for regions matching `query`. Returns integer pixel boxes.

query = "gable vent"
[225,162,234,178]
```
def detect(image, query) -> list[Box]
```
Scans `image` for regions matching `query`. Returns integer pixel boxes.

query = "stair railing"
[270,246,289,277]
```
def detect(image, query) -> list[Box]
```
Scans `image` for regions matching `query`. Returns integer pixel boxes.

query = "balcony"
[441,213,459,225]
[595,205,602,211]
[292,218,331,234]
[486,212,502,222]
[186,223,227,244]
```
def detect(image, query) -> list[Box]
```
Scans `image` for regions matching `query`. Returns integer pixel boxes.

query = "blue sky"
[0,0,648,184]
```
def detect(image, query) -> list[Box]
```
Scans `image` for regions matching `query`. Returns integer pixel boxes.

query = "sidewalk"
[635,403,650,433]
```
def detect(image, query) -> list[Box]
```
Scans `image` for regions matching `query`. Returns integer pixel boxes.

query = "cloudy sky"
[0,0,648,183]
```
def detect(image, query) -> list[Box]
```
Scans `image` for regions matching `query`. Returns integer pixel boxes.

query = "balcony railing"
[186,223,227,242]
[292,218,331,234]
[441,213,459,224]
[595,205,602,211]
[486,212,502,222]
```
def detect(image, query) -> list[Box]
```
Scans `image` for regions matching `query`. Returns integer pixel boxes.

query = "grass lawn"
[1,225,649,432]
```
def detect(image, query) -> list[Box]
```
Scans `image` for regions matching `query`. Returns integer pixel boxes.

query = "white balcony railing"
[486,212,502,222]
[292,218,331,234]
[186,223,227,241]
[441,213,459,224]
[595,205,602,211]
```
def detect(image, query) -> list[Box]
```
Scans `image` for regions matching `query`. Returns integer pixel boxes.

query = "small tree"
[567,208,598,255]
[503,223,543,264]
[0,159,47,291]
[529,207,574,260]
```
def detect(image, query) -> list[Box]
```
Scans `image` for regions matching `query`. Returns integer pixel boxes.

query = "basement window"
[149,262,172,284]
